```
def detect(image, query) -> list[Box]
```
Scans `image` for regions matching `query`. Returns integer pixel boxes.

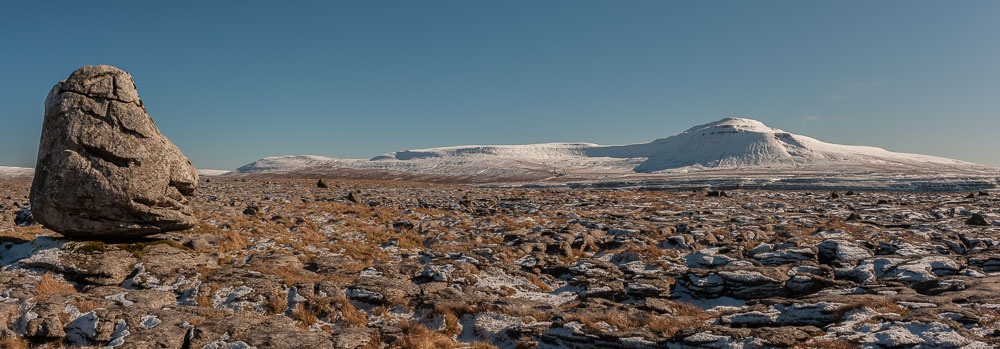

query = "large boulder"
[30,65,198,238]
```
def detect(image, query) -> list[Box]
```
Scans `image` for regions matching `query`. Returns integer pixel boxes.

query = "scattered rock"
[966,213,988,226]
[347,191,363,204]
[1,178,998,348]
[14,206,33,226]
[243,206,260,216]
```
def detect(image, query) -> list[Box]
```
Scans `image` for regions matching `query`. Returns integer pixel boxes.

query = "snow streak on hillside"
[229,118,996,185]
[0,167,33,179]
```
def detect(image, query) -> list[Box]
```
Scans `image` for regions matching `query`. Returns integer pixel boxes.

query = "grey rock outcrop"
[30,65,198,237]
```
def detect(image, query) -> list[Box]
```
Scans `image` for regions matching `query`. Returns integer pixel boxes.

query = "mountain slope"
[590,118,971,172]
[0,166,33,179]
[1,167,230,179]
[228,118,995,185]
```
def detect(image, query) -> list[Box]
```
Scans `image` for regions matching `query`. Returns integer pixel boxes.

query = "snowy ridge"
[0,167,230,179]
[227,118,997,185]
[612,118,971,172]
[0,166,33,179]
[197,169,232,177]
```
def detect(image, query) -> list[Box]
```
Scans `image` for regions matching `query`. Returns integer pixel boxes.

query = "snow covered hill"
[229,118,997,187]
[590,118,974,172]
[1,167,231,179]
[0,166,33,179]
[197,169,232,177]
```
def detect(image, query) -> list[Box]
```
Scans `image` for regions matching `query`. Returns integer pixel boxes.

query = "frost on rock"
[104,292,134,307]
[139,315,161,329]
[211,286,263,313]
[202,333,256,349]
[474,268,577,306]
[1,236,67,268]
[103,319,130,348]
[419,264,456,282]
[65,311,99,346]
[458,312,548,346]
[845,321,987,348]
[13,303,37,335]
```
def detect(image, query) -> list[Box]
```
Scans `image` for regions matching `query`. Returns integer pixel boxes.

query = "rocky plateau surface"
[1,178,999,348]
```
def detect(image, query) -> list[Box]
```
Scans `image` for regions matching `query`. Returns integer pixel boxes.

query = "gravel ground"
[1,178,999,348]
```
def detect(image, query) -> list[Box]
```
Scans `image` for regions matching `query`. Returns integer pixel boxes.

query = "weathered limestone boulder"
[30,65,198,237]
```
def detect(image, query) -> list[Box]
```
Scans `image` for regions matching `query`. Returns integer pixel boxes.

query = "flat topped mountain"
[595,117,972,172]
[227,118,1000,188]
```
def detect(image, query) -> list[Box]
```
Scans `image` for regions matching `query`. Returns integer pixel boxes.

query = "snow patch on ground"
[474,269,577,306]
[0,236,67,268]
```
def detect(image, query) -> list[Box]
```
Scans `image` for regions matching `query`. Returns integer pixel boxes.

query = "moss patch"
[114,239,191,258]
[71,241,108,253]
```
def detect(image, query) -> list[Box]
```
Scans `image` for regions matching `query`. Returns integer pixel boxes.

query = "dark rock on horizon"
[966,213,989,226]
[347,191,362,204]
[14,206,34,226]
[243,206,260,216]
[30,65,198,238]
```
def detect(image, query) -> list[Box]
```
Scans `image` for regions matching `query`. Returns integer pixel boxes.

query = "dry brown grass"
[664,300,707,317]
[291,304,319,329]
[525,274,553,293]
[396,321,456,349]
[835,297,906,319]
[497,215,536,231]
[432,300,486,336]
[3,224,58,243]
[564,310,639,331]
[433,310,464,337]
[645,301,712,336]
[187,317,208,326]
[622,242,678,260]
[396,321,499,349]
[211,227,250,253]
[815,218,864,235]
[334,297,368,328]
[182,211,252,252]
[57,311,71,328]
[72,299,100,313]
[971,305,1000,329]
[798,339,861,349]
[264,295,288,315]
[0,335,31,349]
[195,283,219,307]
[34,272,76,300]
[251,264,324,287]
[647,315,703,337]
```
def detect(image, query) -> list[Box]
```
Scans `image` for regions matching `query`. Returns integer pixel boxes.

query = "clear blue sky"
[2,1,999,169]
